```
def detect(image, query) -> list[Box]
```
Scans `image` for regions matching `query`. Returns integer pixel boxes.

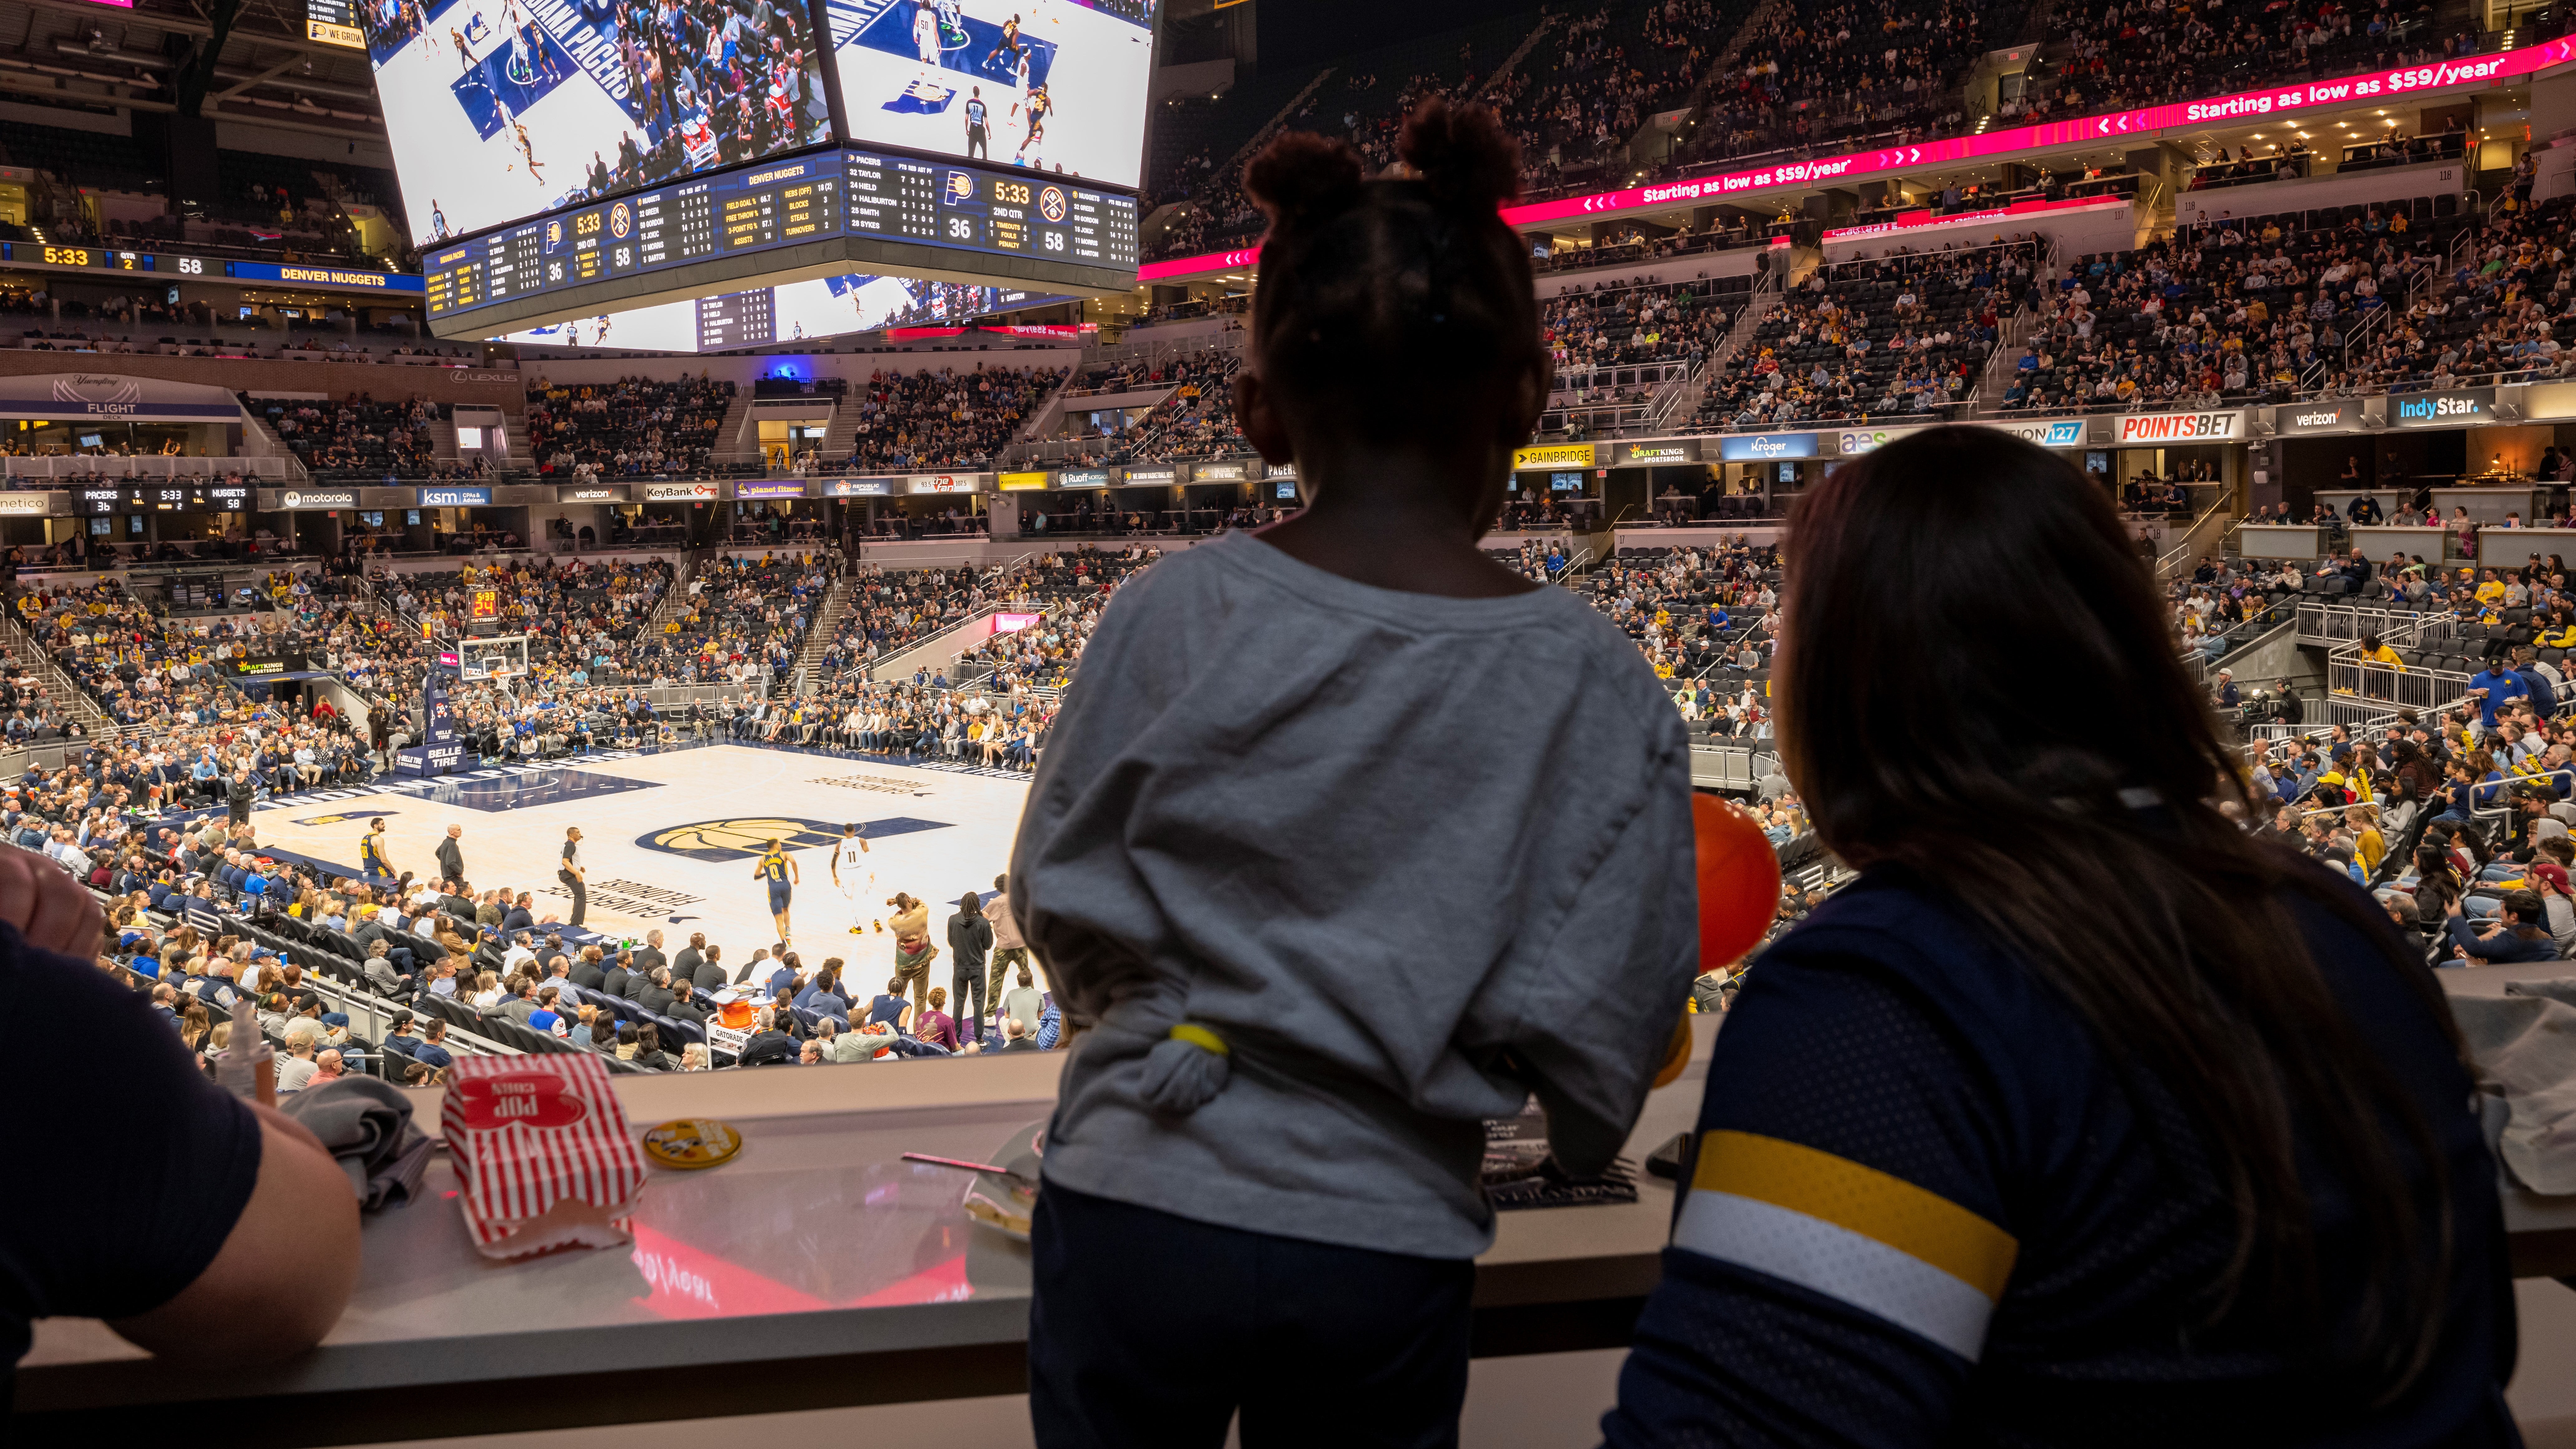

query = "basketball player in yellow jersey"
[754,839,799,945]
[829,822,875,935]
[359,818,397,881]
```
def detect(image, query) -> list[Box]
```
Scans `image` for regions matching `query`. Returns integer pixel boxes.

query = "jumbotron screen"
[360,0,834,246]
[829,0,1157,189]
[494,273,1069,351]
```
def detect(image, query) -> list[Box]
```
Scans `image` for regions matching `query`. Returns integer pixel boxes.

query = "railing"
[2325,653,2475,715]
[1644,359,1709,434]
[2181,608,2296,684]
[1549,359,1694,401]
[644,554,696,634]
[2154,498,2230,580]
[0,607,113,736]
[2295,600,2447,646]
[1689,744,1762,791]
[0,455,295,479]
[1715,267,1781,367]
[865,599,1034,683]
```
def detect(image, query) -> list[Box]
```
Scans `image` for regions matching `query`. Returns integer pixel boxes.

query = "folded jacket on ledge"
[277,1075,435,1211]
[2450,978,2576,1196]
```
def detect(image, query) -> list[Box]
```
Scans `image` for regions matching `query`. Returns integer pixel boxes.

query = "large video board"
[828,0,1157,190]
[422,147,1135,334]
[362,0,834,247]
[495,273,1069,351]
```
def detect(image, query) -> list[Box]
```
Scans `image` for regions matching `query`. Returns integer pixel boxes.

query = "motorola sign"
[278,489,358,510]
[2390,388,2496,427]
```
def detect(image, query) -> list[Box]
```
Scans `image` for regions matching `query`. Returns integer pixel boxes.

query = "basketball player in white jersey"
[912,0,941,65]
[830,821,875,934]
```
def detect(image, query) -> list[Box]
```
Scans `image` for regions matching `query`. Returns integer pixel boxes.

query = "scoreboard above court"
[421,148,1137,339]
[0,243,424,296]
[73,484,255,515]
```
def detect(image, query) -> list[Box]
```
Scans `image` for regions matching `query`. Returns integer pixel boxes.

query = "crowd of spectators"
[842,364,1066,472]
[2018,0,2446,129]
[1490,0,1741,198]
[1697,239,2031,428]
[1996,185,2564,413]
[1547,276,1734,373]
[239,393,448,476]
[1682,0,2000,169]
[525,375,734,478]
[378,557,676,689]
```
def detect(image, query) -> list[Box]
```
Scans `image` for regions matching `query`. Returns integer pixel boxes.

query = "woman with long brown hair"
[1606,426,2515,1443]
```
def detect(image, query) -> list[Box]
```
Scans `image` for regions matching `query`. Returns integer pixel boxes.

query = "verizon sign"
[2115,411,2242,445]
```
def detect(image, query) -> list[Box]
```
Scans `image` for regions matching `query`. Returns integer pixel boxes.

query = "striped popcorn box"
[442,1055,650,1260]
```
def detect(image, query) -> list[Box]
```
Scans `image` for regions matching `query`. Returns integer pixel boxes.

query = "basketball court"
[247,740,1047,999]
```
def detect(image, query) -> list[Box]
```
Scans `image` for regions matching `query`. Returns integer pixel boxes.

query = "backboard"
[459,635,530,682]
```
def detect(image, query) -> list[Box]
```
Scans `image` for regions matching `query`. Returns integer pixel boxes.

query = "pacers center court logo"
[639,816,958,861]
[294,809,396,827]
[640,818,847,862]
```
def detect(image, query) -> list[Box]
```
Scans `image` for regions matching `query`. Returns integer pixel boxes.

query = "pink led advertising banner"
[1139,38,2574,281]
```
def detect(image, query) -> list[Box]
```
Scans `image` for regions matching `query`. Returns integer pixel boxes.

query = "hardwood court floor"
[249,740,1044,994]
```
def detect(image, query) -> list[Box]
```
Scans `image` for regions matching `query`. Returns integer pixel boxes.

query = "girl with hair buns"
[1011,98,1697,1446]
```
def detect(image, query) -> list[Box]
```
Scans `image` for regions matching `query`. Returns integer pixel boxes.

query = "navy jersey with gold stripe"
[757,851,790,883]
[1604,866,2518,1447]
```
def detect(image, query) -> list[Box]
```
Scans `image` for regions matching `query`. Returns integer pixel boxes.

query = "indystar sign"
[2391,388,2496,427]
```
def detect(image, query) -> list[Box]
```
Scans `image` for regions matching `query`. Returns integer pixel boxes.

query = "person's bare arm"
[106,1105,360,1364]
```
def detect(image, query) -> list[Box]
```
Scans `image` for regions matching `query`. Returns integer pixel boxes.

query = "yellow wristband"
[1167,1022,1227,1056]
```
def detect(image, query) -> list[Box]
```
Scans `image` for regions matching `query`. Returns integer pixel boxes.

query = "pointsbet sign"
[2114,411,2241,444]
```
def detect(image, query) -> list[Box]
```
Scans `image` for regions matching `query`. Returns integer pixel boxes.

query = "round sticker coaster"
[642,1118,743,1170]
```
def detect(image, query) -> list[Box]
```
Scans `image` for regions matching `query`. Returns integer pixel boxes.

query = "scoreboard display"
[423,148,1138,336]
[74,484,255,515]
[0,242,424,296]
[304,0,363,48]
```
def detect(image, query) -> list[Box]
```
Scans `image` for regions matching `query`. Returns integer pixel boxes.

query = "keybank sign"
[2391,388,2496,427]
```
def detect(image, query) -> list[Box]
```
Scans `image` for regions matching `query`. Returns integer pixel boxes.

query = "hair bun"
[1397,97,1521,210]
[1244,131,1366,231]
